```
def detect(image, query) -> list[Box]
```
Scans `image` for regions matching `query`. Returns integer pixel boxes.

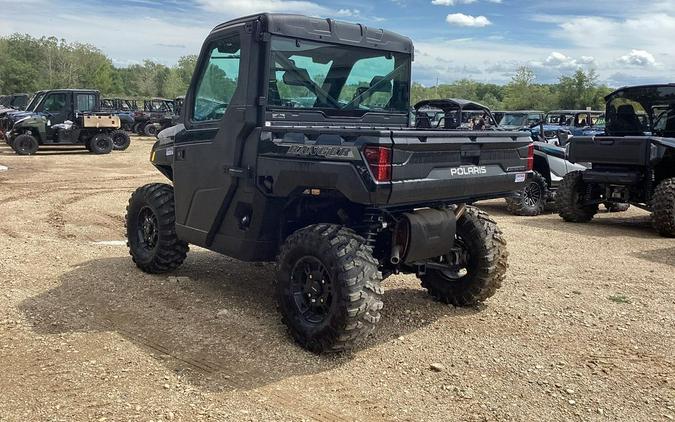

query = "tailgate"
[568,136,652,166]
[388,130,531,205]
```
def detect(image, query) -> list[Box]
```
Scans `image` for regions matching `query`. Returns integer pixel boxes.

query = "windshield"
[499,113,527,127]
[26,93,45,112]
[268,36,411,116]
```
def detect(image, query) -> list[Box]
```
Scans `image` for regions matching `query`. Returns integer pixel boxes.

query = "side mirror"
[282,69,312,87]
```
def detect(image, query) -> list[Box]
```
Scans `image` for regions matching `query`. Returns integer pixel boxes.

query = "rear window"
[77,94,97,112]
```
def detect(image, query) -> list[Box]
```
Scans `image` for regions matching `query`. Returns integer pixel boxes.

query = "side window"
[43,93,67,112]
[76,94,97,112]
[193,35,241,122]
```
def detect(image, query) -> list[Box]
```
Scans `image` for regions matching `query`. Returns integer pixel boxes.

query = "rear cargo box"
[568,136,652,166]
[82,114,120,129]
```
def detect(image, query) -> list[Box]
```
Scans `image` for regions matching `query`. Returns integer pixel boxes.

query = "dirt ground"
[0,138,673,422]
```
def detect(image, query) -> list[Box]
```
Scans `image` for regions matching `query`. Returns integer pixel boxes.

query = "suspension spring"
[361,208,385,247]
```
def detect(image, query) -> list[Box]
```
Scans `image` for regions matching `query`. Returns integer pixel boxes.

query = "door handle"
[176,149,186,160]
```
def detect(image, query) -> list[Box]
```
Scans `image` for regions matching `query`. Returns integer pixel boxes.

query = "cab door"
[171,24,256,247]
[38,92,70,142]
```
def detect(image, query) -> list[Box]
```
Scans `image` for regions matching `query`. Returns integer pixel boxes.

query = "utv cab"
[497,110,545,131]
[1,89,130,155]
[414,99,498,130]
[0,93,30,111]
[557,84,675,237]
[132,98,175,137]
[532,110,605,141]
[126,13,534,353]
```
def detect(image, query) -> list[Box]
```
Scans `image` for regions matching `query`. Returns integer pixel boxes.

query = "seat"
[415,112,431,129]
[610,104,643,136]
[663,108,675,136]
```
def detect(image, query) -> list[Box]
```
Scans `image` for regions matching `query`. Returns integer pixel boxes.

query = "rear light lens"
[363,146,392,182]
[526,143,534,171]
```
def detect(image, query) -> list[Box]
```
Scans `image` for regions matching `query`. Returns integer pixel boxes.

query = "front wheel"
[112,130,131,150]
[276,224,383,353]
[89,134,113,154]
[126,183,189,273]
[652,177,675,237]
[556,171,598,222]
[420,206,508,306]
[505,171,548,216]
[12,134,39,155]
[144,124,158,137]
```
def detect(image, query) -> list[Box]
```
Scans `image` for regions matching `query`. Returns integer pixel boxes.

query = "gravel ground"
[0,138,673,422]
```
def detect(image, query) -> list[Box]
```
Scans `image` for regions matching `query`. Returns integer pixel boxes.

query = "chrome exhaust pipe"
[390,244,401,265]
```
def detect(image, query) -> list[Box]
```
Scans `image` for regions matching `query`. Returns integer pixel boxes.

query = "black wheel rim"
[96,138,108,149]
[523,181,542,208]
[19,138,32,152]
[137,206,159,251]
[113,134,125,147]
[290,256,333,324]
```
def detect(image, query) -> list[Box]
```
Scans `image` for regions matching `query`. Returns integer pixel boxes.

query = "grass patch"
[608,294,631,304]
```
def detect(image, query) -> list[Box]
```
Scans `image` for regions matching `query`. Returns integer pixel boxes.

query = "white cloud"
[618,49,657,67]
[538,51,594,70]
[445,13,491,27]
[337,8,360,16]
[432,0,477,5]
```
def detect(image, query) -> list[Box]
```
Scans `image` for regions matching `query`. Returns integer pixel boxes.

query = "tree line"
[0,34,196,99]
[412,67,613,111]
[1,34,613,110]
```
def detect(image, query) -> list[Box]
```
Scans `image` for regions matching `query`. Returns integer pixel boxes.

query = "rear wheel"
[419,206,508,306]
[126,183,189,273]
[556,171,598,222]
[276,224,383,353]
[505,171,548,216]
[144,124,158,137]
[652,177,675,237]
[89,134,113,154]
[111,130,131,150]
[12,134,39,155]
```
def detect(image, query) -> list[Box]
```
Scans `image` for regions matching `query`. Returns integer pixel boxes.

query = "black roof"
[211,13,413,55]
[605,83,675,101]
[414,98,491,112]
[547,109,603,114]
[494,110,543,114]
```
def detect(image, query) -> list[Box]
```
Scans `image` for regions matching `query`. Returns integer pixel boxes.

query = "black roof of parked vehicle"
[415,98,491,112]
[605,83,675,101]
[211,13,414,55]
[494,110,543,114]
[547,109,603,114]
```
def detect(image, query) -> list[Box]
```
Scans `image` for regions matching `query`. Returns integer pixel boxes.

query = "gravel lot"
[0,138,673,422]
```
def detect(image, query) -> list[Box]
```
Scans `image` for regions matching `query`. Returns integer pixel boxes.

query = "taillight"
[363,146,392,182]
[527,143,534,171]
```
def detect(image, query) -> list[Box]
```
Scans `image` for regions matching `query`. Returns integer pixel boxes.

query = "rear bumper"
[582,170,642,185]
[388,171,528,205]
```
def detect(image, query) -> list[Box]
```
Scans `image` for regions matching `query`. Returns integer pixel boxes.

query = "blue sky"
[1,0,673,87]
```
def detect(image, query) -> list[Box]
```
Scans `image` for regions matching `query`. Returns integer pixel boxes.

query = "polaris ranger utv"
[1,89,130,155]
[126,13,533,353]
[556,84,675,237]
